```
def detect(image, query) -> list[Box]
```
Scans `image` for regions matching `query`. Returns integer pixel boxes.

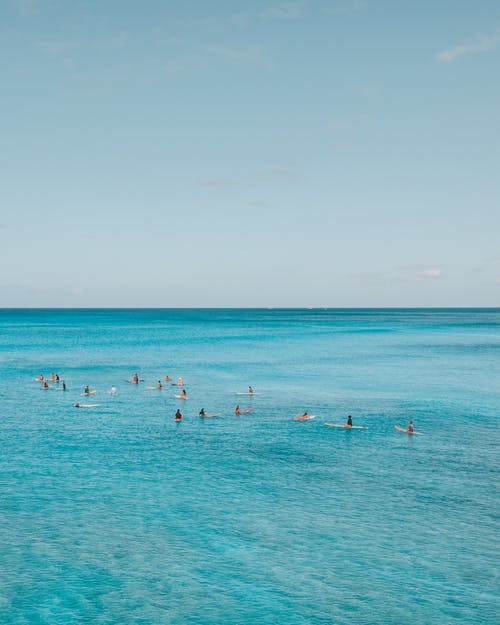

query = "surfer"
[38,374,44,382]
[248,386,253,395]
[43,381,49,389]
[199,408,206,416]
[165,375,172,382]
[157,380,163,390]
[235,405,241,415]
[50,372,56,382]
[84,385,90,395]
[132,373,139,384]
[347,415,353,427]
[177,377,184,387]
[62,381,66,391]
[408,420,414,433]
[180,389,187,399]
[301,411,308,418]
[74,403,80,408]
[109,385,116,394]
[55,374,60,382]
[175,409,183,421]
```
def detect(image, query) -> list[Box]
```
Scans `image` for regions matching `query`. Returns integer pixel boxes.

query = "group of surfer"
[37,373,417,432]
[39,373,66,391]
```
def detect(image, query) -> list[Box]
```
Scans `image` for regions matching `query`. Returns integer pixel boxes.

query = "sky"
[0,0,499,307]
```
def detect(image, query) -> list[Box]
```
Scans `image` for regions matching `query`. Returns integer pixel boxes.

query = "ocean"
[0,308,498,624]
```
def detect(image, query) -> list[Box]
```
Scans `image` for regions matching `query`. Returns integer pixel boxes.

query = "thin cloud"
[195,179,245,189]
[206,44,267,64]
[436,31,500,62]
[262,3,304,20]
[325,0,367,16]
[419,269,442,279]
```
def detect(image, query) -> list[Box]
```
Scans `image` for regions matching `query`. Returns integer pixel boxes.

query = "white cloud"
[262,3,304,20]
[436,31,500,62]
[419,269,442,279]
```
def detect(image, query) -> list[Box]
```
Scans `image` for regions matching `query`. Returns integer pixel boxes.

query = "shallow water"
[0,309,498,624]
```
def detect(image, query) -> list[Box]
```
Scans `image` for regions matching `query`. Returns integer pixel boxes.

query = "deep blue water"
[0,308,498,624]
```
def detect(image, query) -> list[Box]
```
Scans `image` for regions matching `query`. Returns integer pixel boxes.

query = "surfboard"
[174,394,187,400]
[75,403,100,408]
[241,408,255,414]
[82,390,97,395]
[294,415,316,421]
[236,392,259,396]
[146,386,163,390]
[199,413,221,418]
[325,423,367,429]
[395,425,422,435]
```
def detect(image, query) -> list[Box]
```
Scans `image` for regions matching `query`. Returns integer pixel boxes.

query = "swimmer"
[199,408,206,416]
[157,380,163,390]
[174,409,183,421]
[347,415,353,427]
[165,375,172,382]
[62,381,66,391]
[235,405,241,416]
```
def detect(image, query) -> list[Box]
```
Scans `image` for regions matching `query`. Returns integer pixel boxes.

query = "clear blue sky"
[1,0,499,307]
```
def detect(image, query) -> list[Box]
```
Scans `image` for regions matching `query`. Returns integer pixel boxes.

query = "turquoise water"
[0,308,498,624]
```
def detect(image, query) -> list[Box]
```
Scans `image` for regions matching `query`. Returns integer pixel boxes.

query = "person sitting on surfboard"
[408,420,414,433]
[62,381,66,391]
[347,415,352,427]
[132,373,139,384]
[84,385,90,395]
[248,386,253,394]
[181,389,187,399]
[157,380,163,390]
[235,405,241,415]
[39,374,44,382]
[175,409,183,421]
[177,377,184,387]
[199,408,205,416]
